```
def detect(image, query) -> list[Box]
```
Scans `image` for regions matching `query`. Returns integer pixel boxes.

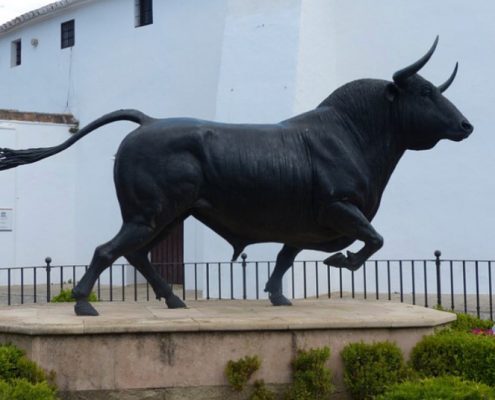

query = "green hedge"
[410,330,495,386]
[0,344,49,384]
[225,355,261,392]
[285,347,333,400]
[341,341,408,400]
[377,376,495,400]
[0,379,57,400]
[448,312,493,332]
[0,344,57,399]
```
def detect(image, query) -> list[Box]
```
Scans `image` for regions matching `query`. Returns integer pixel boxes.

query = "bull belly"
[192,207,339,247]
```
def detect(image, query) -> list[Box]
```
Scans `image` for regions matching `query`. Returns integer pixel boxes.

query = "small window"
[135,0,153,27]
[11,39,21,67]
[61,20,75,49]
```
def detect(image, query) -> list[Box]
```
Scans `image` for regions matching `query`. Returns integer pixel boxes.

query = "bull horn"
[393,36,439,86]
[438,62,458,93]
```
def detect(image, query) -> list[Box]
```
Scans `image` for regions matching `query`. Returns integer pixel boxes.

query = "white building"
[0,0,493,297]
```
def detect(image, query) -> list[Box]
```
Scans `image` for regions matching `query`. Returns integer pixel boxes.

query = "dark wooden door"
[150,223,184,284]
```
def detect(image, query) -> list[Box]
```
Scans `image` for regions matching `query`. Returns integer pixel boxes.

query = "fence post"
[241,253,247,300]
[434,250,442,308]
[45,257,52,303]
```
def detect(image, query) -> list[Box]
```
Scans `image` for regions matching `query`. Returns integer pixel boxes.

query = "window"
[61,20,75,49]
[11,39,21,67]
[135,0,153,27]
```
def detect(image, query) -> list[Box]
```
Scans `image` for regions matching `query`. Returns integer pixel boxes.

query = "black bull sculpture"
[0,37,472,316]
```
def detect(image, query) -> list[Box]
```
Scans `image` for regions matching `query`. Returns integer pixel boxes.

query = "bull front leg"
[319,201,383,271]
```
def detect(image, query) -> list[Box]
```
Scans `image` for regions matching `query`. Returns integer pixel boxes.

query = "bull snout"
[460,120,474,137]
[461,120,473,134]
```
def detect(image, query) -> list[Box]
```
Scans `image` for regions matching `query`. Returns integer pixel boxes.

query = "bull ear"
[385,83,399,102]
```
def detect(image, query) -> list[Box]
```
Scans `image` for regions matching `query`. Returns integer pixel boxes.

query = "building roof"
[0,109,78,126]
[0,0,89,34]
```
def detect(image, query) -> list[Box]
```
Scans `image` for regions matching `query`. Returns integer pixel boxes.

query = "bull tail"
[0,109,152,171]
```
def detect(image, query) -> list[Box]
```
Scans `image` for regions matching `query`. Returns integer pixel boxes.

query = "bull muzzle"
[460,120,473,136]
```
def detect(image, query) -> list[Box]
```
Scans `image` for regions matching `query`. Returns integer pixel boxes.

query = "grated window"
[135,0,153,27]
[11,39,21,67]
[61,20,75,49]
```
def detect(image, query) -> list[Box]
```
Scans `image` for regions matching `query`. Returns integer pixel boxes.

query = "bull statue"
[0,37,472,316]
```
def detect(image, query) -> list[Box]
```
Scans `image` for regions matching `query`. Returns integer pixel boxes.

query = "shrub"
[341,341,408,400]
[249,380,275,400]
[410,330,495,386]
[285,346,333,400]
[0,379,57,400]
[376,376,495,400]
[432,307,493,333]
[0,344,48,384]
[449,312,493,332]
[50,288,97,303]
[225,355,261,392]
[0,344,57,399]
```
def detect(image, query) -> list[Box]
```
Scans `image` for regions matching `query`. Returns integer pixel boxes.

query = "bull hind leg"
[265,245,301,306]
[319,202,383,271]
[72,222,163,316]
[125,247,186,309]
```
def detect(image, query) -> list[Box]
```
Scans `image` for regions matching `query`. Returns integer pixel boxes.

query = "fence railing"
[0,251,493,319]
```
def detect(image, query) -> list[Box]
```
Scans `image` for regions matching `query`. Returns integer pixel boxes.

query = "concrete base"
[0,300,455,399]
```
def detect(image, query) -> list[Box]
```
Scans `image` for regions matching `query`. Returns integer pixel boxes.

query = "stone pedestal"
[0,299,455,399]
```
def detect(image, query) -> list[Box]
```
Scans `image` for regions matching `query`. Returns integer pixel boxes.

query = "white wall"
[0,125,16,269]
[293,0,495,263]
[0,121,76,271]
[199,0,495,297]
[0,0,229,267]
[0,0,494,297]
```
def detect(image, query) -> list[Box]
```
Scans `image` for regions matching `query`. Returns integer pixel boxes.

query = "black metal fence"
[0,251,493,320]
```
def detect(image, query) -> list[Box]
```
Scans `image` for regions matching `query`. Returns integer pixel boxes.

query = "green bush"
[341,341,408,400]
[0,379,57,400]
[0,344,49,384]
[285,347,333,400]
[0,344,57,399]
[249,380,275,400]
[225,355,261,392]
[376,376,495,400]
[410,330,495,386]
[449,312,493,332]
[50,288,97,303]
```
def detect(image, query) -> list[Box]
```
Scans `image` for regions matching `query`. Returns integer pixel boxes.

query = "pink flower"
[470,328,495,336]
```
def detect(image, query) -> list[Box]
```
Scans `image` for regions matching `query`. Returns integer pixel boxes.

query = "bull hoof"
[165,294,187,309]
[324,252,348,267]
[324,252,361,271]
[74,300,99,316]
[269,292,292,306]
